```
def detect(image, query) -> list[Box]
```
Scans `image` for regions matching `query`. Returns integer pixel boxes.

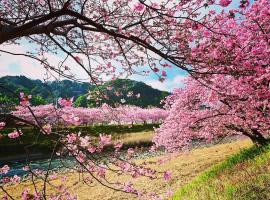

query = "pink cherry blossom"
[58,97,73,107]
[13,104,167,127]
[239,0,250,8]
[99,134,112,146]
[161,70,167,77]
[76,151,86,163]
[67,133,77,143]
[74,56,82,63]
[134,3,144,12]
[219,0,232,7]
[153,67,159,72]
[0,165,10,174]
[49,173,58,180]
[163,171,172,181]
[88,145,96,153]
[123,182,136,193]
[21,188,30,200]
[80,136,90,147]
[2,0,268,198]
[0,122,5,130]
[19,92,31,106]
[10,175,21,184]
[96,166,106,178]
[8,130,22,139]
[1,177,10,184]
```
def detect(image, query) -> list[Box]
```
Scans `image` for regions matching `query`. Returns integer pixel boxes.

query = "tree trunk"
[226,124,268,146]
[250,129,268,146]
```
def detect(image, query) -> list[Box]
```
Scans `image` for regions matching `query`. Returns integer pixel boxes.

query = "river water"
[2,150,164,178]
[4,158,75,177]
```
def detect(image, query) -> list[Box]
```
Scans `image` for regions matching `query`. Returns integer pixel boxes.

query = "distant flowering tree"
[0,96,171,199]
[154,0,270,151]
[12,101,167,126]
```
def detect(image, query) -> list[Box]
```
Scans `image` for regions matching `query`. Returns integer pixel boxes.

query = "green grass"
[173,142,270,200]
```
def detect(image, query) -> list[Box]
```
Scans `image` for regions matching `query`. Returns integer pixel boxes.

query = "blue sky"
[0,40,188,92]
[0,0,249,92]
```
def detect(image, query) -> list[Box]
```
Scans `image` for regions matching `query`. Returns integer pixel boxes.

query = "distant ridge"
[0,76,169,108]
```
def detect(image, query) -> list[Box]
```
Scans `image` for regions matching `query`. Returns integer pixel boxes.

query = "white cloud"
[0,44,47,79]
[0,43,91,81]
[145,75,186,92]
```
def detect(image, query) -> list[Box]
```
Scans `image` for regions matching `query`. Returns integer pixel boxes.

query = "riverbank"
[1,139,252,199]
[0,124,157,159]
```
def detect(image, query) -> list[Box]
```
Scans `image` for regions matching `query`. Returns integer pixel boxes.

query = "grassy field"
[173,141,270,200]
[1,136,253,199]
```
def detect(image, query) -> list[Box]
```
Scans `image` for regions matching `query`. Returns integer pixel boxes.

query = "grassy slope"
[173,142,270,200]
[2,139,252,199]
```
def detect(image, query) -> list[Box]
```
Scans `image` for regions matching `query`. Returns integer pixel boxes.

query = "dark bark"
[250,128,268,146]
[226,124,268,146]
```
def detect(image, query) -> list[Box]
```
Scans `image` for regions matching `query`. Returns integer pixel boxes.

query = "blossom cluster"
[12,103,168,127]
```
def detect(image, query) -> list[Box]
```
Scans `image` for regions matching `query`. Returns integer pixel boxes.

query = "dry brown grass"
[114,131,154,144]
[1,136,252,200]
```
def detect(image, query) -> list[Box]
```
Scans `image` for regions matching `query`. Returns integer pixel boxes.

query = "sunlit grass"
[173,142,270,200]
[114,131,154,144]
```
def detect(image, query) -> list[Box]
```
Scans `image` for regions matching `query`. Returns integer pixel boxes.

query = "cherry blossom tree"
[1,0,268,199]
[154,0,270,151]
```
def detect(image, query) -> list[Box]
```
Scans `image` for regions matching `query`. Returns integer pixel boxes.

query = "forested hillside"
[0,76,169,108]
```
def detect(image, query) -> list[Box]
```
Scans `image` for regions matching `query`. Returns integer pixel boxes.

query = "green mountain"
[74,79,169,108]
[0,76,169,108]
[0,76,91,107]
